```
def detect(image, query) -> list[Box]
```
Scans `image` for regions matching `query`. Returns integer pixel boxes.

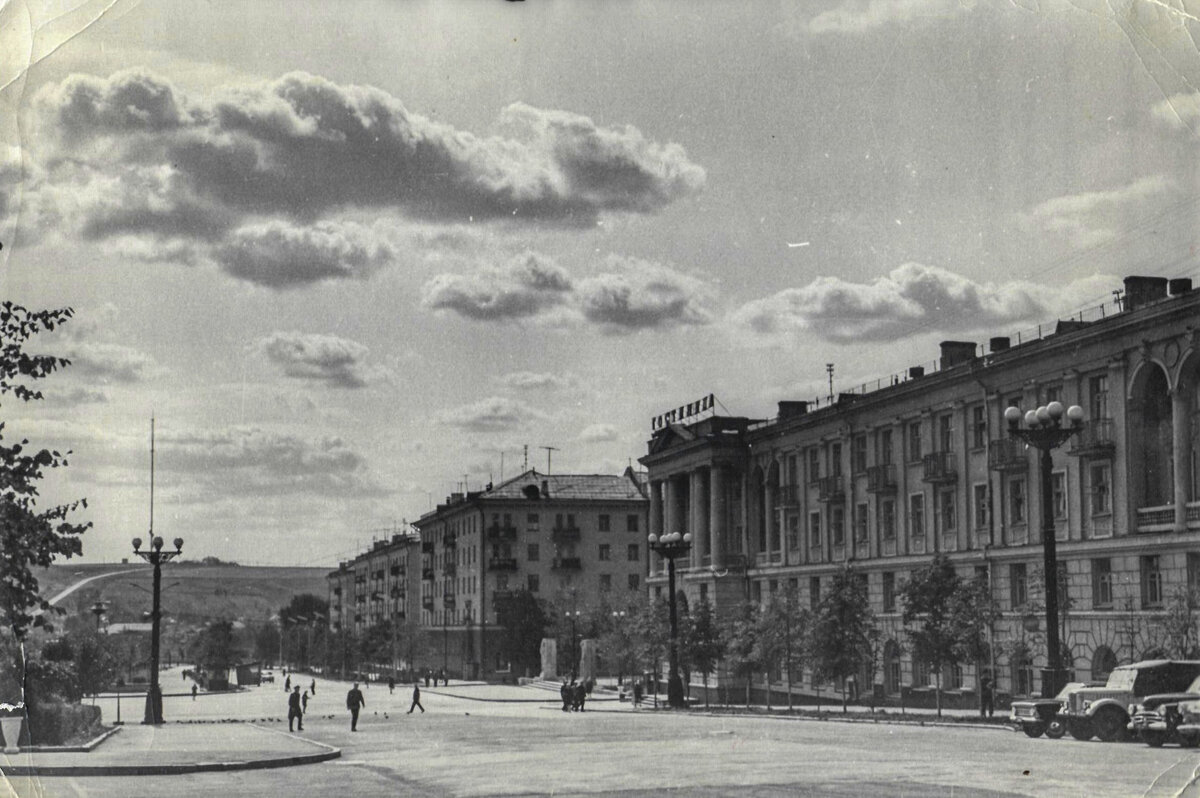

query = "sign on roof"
[651,393,715,431]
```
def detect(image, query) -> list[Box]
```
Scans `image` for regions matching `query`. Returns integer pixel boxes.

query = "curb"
[0,725,340,777]
[673,708,1012,732]
[20,725,122,754]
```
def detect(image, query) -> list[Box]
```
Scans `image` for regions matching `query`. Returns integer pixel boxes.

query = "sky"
[2,0,1200,567]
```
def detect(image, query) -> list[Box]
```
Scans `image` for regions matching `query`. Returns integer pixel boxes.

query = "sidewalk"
[0,722,340,777]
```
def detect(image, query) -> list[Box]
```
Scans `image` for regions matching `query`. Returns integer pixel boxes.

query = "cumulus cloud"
[730,262,1065,343]
[1021,174,1172,249]
[421,251,573,321]
[497,371,579,391]
[579,423,619,443]
[217,220,394,287]
[577,256,713,331]
[20,69,703,287]
[436,396,547,432]
[255,331,374,388]
[807,0,971,35]
[41,303,157,383]
[424,251,714,332]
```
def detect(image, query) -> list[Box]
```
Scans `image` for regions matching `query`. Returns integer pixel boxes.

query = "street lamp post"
[648,530,693,709]
[564,610,581,678]
[1005,400,1084,699]
[611,610,627,685]
[90,601,108,631]
[131,535,183,724]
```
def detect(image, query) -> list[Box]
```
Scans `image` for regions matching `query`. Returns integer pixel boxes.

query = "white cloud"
[255,331,374,389]
[1021,174,1173,249]
[41,303,158,383]
[421,251,574,321]
[578,423,618,443]
[218,220,394,288]
[436,396,547,432]
[497,371,579,391]
[577,256,714,332]
[808,0,971,35]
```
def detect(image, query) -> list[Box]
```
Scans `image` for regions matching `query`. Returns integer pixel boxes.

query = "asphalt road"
[6,677,1200,798]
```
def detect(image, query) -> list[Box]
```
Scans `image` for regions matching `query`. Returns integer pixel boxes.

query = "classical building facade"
[330,469,649,681]
[641,275,1200,703]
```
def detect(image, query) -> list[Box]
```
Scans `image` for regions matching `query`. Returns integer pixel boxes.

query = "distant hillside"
[35,562,331,629]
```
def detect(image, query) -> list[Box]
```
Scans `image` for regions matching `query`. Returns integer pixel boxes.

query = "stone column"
[763,470,776,557]
[650,479,663,540]
[689,469,704,568]
[710,465,725,568]
[1172,389,1190,532]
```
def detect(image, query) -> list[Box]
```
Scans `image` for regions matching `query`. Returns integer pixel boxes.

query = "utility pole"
[541,446,559,474]
[826,363,835,405]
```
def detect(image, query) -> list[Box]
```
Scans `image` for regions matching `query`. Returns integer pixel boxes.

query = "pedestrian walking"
[439,668,446,687]
[311,678,316,695]
[574,681,587,712]
[191,683,197,701]
[346,681,366,731]
[285,675,291,693]
[302,690,309,712]
[632,681,642,707]
[980,673,995,718]
[388,677,395,694]
[408,683,425,714]
[288,686,304,732]
[424,669,431,688]
[560,679,571,712]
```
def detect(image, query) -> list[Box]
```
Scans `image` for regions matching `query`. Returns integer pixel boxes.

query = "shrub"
[26,699,102,746]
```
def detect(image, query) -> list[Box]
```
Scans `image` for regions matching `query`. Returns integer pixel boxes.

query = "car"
[261,671,275,683]
[1010,682,1096,738]
[1131,675,1200,747]
[1058,660,1200,742]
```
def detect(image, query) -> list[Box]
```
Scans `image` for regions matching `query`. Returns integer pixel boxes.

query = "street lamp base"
[667,673,687,709]
[142,689,163,725]
[1040,668,1070,699]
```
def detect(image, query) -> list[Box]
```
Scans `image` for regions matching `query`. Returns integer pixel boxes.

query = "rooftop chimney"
[1169,278,1193,296]
[989,336,1010,353]
[908,366,925,379]
[777,400,809,420]
[1123,276,1168,311]
[939,340,977,370]
[541,479,550,498]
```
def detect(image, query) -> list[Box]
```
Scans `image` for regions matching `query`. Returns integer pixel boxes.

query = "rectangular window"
[496,574,509,591]
[627,543,640,562]
[808,448,821,482]
[628,573,640,591]
[852,435,868,474]
[971,405,986,449]
[598,514,610,532]
[1090,463,1112,515]
[1045,385,1062,405]
[527,543,539,562]
[831,443,843,478]
[879,428,894,466]
[599,574,612,592]
[1142,556,1164,608]
[527,513,539,526]
[939,489,956,532]
[809,511,822,548]
[810,576,821,611]
[938,414,953,452]
[881,499,896,541]
[831,505,846,546]
[1010,563,1028,608]
[527,574,539,593]
[598,544,611,561]
[1189,553,1200,598]
[626,514,639,532]
[882,571,896,613]
[1009,477,1026,524]
[1051,471,1067,520]
[1092,558,1113,609]
[973,483,989,529]
[908,422,922,462]
[1089,374,1109,419]
[854,502,868,543]
[909,493,925,538]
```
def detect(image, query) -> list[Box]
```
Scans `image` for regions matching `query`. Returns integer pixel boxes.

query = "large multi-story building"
[329,468,649,681]
[641,274,1200,704]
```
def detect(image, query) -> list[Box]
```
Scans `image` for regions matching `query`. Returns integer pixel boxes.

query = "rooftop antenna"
[541,445,559,474]
[149,415,155,537]
[523,445,528,472]
[500,451,505,482]
[826,363,835,404]
[1112,288,1124,311]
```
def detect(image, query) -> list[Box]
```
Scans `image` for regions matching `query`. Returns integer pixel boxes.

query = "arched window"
[884,640,902,694]
[1091,645,1117,683]
[1129,364,1173,508]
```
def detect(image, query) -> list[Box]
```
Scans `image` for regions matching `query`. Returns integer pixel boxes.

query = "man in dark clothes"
[191,684,197,701]
[980,673,995,718]
[424,670,431,687]
[346,682,365,731]
[408,682,425,714]
[311,679,316,695]
[285,675,291,692]
[632,681,643,707]
[560,680,571,712]
[388,677,395,694]
[288,685,304,732]
[302,690,309,712]
[574,681,587,712]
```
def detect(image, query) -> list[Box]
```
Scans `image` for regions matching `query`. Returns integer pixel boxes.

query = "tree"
[900,554,961,717]
[681,599,724,708]
[1160,586,1200,659]
[951,572,1000,711]
[775,586,811,711]
[811,565,877,712]
[495,590,548,678]
[1,303,91,642]
[279,593,330,668]
[721,602,761,708]
[190,620,241,678]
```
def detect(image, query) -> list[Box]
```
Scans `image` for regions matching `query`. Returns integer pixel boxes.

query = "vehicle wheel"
[1068,719,1094,741]
[1093,708,1130,743]
[1046,719,1067,739]
[1141,730,1167,748]
[1023,722,1047,738]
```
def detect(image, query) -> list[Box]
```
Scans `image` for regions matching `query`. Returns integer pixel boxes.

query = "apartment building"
[640,275,1200,702]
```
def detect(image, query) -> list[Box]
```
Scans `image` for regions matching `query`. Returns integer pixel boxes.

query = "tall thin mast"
[149,416,155,536]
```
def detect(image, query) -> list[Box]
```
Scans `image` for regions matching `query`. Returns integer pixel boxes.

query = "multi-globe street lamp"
[131,535,183,724]
[564,610,581,678]
[1004,400,1084,699]
[648,530,692,709]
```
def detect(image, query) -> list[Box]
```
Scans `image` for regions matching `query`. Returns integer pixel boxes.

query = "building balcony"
[1069,417,1116,457]
[988,438,1029,472]
[443,593,456,608]
[488,557,518,571]
[421,541,435,554]
[390,586,405,599]
[421,596,434,610]
[442,562,457,577]
[354,594,365,604]
[332,586,342,596]
[922,451,957,484]
[551,526,581,544]
[393,608,406,620]
[493,590,516,604]
[552,557,582,570]
[866,464,897,493]
[486,524,518,542]
[817,475,845,503]
[776,483,800,508]
[421,567,435,581]
[443,532,457,548]
[389,565,403,577]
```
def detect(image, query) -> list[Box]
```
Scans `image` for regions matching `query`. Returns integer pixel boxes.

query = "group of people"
[342,680,425,731]
[285,674,318,732]
[560,677,593,712]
